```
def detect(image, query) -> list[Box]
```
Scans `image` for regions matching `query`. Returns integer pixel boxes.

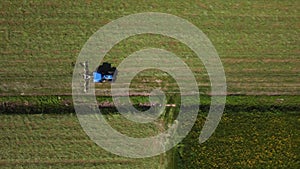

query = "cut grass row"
[1,95,299,114]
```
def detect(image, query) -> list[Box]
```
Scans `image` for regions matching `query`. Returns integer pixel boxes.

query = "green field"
[0,0,299,95]
[0,113,162,169]
[1,111,298,168]
[0,0,299,168]
[0,96,299,168]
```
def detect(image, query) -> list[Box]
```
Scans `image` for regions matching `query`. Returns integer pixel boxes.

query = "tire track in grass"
[0,159,137,166]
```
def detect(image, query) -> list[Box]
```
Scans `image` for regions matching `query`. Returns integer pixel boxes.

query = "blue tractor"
[93,62,117,83]
[81,61,117,93]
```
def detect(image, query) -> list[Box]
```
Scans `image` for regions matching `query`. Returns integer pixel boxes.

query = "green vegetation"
[0,0,299,168]
[179,111,300,168]
[0,0,299,95]
[0,113,161,169]
[0,96,299,168]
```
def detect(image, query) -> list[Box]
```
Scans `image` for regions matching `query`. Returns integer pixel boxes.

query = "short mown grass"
[0,0,299,95]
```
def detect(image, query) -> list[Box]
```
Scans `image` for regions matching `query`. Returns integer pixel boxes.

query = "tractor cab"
[93,62,117,83]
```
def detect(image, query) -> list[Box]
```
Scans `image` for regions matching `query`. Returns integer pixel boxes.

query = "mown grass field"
[0,114,161,169]
[0,0,299,95]
[0,0,299,168]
